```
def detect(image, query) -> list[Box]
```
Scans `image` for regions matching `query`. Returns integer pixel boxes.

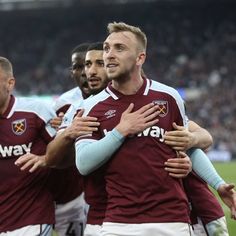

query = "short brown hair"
[0,57,13,77]
[107,22,147,52]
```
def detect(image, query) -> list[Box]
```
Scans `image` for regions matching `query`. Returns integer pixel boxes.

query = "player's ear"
[136,52,146,66]
[8,77,15,91]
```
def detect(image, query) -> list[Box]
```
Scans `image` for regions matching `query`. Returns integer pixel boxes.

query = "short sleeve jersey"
[77,78,190,224]
[0,95,56,232]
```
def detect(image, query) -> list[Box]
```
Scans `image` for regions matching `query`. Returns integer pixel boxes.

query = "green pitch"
[212,161,236,236]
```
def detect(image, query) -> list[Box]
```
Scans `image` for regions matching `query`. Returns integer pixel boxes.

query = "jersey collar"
[105,77,151,100]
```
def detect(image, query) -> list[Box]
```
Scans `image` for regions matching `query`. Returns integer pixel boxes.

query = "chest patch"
[153,100,168,117]
[12,119,26,135]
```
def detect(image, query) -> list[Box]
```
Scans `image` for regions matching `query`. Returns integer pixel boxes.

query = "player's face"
[85,50,109,95]
[0,68,14,115]
[71,52,90,97]
[103,31,140,81]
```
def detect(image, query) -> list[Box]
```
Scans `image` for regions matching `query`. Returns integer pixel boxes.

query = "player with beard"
[15,39,236,235]
[46,43,92,236]
[74,22,236,236]
[15,42,161,235]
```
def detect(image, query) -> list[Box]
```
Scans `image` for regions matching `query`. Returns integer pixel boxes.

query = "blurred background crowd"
[0,0,235,159]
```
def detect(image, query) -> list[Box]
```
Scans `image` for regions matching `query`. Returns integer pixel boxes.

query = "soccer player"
[79,42,110,236]
[0,57,56,235]
[75,22,236,236]
[15,42,161,236]
[48,43,91,236]
[15,42,109,236]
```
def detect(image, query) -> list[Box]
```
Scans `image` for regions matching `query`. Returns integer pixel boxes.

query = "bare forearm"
[45,132,75,168]
[188,120,213,150]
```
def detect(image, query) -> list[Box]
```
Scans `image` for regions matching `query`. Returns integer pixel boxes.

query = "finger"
[165,160,190,166]
[135,103,155,115]
[58,112,64,118]
[123,103,134,114]
[165,158,189,164]
[168,173,188,178]
[164,140,187,148]
[226,183,235,191]
[164,164,190,171]
[141,105,160,118]
[178,151,188,158]
[172,122,185,131]
[15,154,31,165]
[50,121,61,126]
[29,163,40,173]
[20,161,34,171]
[73,127,98,133]
[76,117,98,122]
[143,107,160,121]
[164,166,189,173]
[73,121,100,128]
[143,118,159,129]
[164,145,186,151]
[51,121,62,128]
[164,131,188,138]
[75,109,84,117]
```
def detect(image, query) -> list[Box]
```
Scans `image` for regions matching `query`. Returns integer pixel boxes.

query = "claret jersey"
[0,95,56,232]
[77,78,190,224]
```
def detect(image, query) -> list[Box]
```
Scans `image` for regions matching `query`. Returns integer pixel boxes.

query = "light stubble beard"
[107,64,135,83]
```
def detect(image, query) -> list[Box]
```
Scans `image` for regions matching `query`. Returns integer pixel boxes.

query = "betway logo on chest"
[0,142,32,158]
[103,126,165,142]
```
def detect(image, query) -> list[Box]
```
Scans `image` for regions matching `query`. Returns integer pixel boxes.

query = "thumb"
[124,103,134,114]
[225,183,235,191]
[172,122,184,131]
[178,151,187,158]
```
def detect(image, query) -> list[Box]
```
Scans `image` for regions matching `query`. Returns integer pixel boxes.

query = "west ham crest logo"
[12,119,26,135]
[152,100,168,117]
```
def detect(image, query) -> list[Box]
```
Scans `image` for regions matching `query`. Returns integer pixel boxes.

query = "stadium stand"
[0,0,235,158]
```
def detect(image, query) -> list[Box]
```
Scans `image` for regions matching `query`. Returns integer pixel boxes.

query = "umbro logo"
[104,109,116,119]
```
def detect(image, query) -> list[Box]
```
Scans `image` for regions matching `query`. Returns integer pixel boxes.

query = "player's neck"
[112,74,143,95]
[0,96,11,116]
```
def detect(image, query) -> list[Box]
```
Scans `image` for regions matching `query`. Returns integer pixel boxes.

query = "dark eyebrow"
[84,60,91,64]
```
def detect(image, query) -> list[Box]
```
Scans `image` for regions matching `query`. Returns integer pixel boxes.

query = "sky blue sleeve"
[188,148,225,190]
[75,128,125,175]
